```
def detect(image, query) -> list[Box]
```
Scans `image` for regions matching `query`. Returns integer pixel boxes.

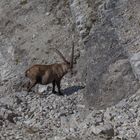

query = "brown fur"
[25,46,74,95]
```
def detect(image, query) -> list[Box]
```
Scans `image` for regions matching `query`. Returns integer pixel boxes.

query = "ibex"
[25,44,74,95]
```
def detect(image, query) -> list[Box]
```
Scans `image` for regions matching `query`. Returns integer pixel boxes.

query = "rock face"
[0,0,140,140]
[69,0,94,39]
[84,20,139,108]
[77,0,140,108]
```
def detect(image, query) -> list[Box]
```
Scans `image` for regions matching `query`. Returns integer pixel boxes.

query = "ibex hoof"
[58,92,63,96]
[52,90,57,94]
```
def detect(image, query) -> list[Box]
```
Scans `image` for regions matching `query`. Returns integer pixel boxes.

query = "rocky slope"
[0,0,140,140]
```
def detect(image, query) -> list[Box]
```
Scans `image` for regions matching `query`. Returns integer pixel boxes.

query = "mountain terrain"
[0,0,140,139]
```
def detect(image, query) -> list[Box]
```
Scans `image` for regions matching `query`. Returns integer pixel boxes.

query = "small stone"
[45,12,50,16]
[90,125,102,135]
[38,85,48,93]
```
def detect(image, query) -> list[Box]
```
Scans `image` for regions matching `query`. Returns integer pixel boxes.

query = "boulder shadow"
[62,85,85,96]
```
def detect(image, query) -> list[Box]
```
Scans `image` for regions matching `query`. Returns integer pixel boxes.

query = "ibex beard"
[25,45,74,95]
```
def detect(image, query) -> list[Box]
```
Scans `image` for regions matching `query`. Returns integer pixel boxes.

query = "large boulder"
[78,0,140,108]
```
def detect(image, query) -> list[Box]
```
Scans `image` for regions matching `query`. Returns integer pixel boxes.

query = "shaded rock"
[100,124,114,138]
[90,124,114,138]
[7,113,18,124]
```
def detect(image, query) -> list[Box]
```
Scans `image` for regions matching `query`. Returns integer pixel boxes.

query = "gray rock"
[130,52,140,80]
[48,136,66,140]
[90,123,114,138]
[90,125,102,135]
[38,85,49,93]
[0,96,14,106]
[100,124,114,138]
[80,0,139,109]
[69,0,94,39]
